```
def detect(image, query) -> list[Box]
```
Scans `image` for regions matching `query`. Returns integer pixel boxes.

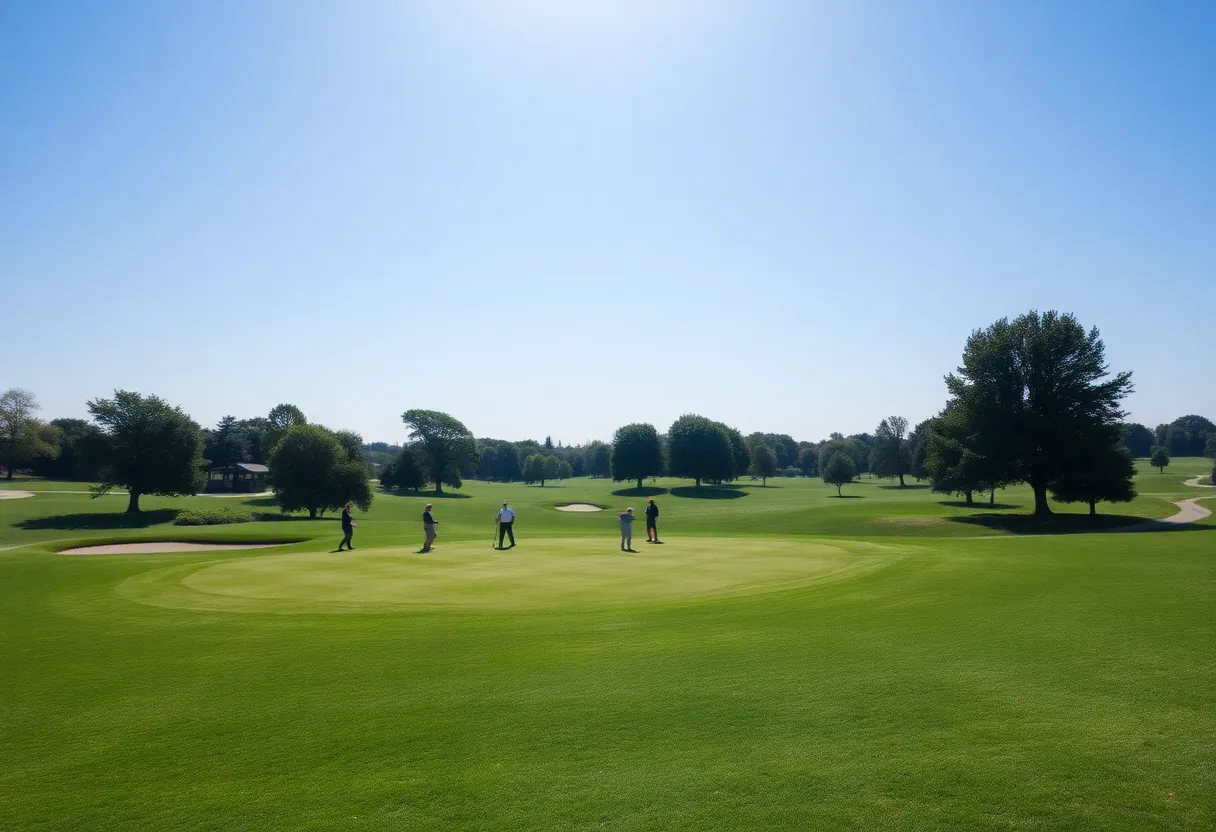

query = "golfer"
[421,503,438,552]
[496,501,516,549]
[645,498,660,543]
[338,502,356,551]
[619,507,636,552]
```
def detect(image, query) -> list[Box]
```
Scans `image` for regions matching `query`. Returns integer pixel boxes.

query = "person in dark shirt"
[645,499,660,543]
[338,502,355,551]
[421,503,438,552]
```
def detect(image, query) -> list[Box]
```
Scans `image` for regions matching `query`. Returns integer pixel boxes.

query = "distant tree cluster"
[522,454,571,486]
[7,311,1207,521]
[1154,415,1215,458]
[0,389,61,481]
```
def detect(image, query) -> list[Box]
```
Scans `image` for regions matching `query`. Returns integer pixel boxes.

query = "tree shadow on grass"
[877,484,931,490]
[381,489,471,499]
[940,501,1018,510]
[611,486,669,498]
[828,494,864,499]
[17,509,180,531]
[945,513,1176,535]
[670,486,747,500]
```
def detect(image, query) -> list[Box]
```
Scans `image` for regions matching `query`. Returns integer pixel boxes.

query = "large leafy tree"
[1121,422,1155,459]
[0,388,60,480]
[268,424,372,518]
[86,391,207,513]
[869,416,911,486]
[748,441,778,485]
[402,410,478,494]
[611,423,663,489]
[944,311,1133,516]
[1050,428,1137,516]
[668,415,734,487]
[822,452,856,497]
[264,403,308,454]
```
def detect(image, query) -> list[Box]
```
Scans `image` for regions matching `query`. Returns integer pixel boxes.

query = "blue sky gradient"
[3,0,1213,444]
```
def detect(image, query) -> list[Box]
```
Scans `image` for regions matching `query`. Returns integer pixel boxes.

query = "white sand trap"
[60,542,286,556]
[555,503,604,512]
[0,490,35,500]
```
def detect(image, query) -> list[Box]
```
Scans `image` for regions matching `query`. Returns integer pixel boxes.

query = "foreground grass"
[1,465,1213,829]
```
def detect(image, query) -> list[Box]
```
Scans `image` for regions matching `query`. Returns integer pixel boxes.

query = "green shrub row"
[173,508,256,526]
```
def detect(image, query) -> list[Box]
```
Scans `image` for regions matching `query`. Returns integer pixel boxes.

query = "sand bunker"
[0,490,35,500]
[60,542,286,556]
[554,503,604,512]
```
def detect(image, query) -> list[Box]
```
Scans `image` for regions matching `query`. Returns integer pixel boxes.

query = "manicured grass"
[1,465,1213,829]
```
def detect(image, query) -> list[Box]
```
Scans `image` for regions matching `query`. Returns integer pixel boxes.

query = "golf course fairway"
[2,465,1213,830]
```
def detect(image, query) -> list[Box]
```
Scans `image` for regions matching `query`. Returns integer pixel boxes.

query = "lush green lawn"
[2,462,1213,829]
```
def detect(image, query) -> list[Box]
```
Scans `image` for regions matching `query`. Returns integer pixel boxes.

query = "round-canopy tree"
[86,390,207,513]
[401,409,478,494]
[1050,432,1136,517]
[667,415,734,487]
[748,441,778,486]
[822,452,856,497]
[1149,445,1170,473]
[943,311,1133,516]
[268,424,372,518]
[611,423,663,490]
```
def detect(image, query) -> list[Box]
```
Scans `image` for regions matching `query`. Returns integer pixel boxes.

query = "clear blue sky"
[3,0,1213,444]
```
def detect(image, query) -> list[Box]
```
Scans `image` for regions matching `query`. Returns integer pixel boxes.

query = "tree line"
[4,309,1213,514]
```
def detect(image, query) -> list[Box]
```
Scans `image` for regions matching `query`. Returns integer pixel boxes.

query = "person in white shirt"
[496,501,517,549]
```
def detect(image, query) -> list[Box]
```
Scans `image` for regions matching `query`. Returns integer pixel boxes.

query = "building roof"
[210,462,269,473]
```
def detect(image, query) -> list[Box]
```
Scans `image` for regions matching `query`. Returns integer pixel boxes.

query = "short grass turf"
[1,460,1214,830]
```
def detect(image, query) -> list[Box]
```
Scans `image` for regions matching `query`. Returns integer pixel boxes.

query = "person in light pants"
[619,507,635,552]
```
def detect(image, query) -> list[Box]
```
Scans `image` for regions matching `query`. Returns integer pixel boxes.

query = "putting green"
[117,536,905,613]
